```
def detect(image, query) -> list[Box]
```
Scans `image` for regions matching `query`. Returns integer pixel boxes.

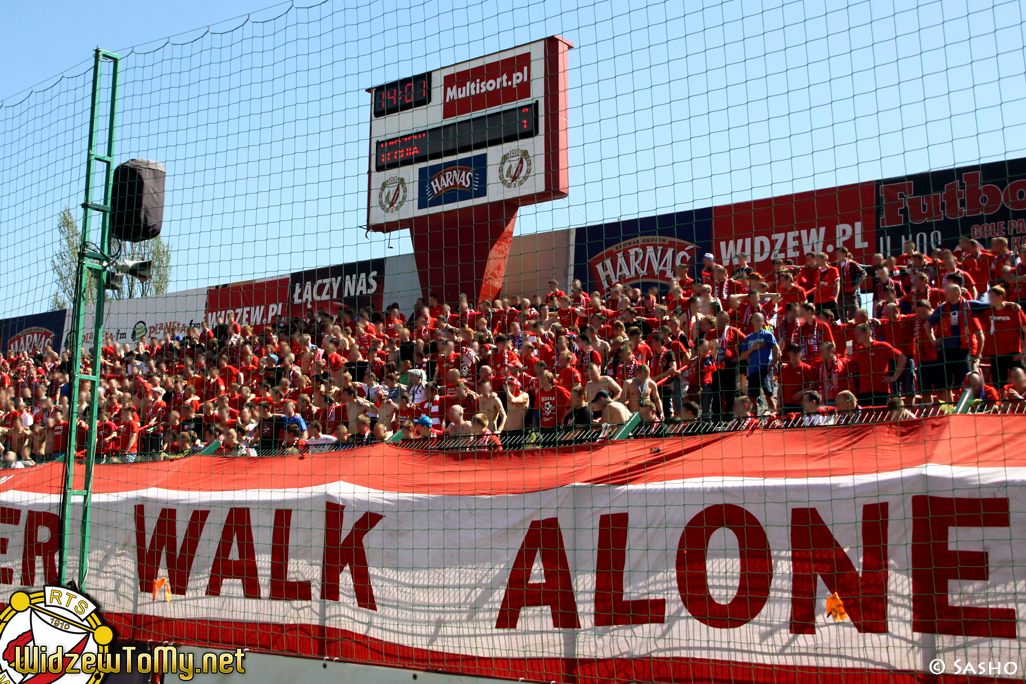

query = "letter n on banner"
[789,503,888,634]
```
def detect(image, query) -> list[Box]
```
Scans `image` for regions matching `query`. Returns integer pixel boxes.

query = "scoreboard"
[366,37,572,231]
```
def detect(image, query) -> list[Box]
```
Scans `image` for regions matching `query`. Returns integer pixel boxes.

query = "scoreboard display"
[367,37,572,231]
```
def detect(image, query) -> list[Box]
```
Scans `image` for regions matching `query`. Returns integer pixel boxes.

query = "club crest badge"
[377,176,407,213]
[498,149,532,189]
[0,588,113,684]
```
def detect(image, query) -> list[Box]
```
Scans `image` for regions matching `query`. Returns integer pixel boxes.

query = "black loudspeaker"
[110,159,165,242]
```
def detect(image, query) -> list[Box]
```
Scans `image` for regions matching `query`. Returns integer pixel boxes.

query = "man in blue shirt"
[281,400,308,439]
[739,312,780,412]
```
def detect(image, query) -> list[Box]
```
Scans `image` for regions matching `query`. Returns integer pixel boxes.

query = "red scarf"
[712,279,730,301]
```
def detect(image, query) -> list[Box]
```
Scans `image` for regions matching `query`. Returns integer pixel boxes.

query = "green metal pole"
[57,48,120,590]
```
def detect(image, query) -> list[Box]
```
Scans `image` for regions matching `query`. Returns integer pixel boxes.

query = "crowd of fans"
[2,234,1026,465]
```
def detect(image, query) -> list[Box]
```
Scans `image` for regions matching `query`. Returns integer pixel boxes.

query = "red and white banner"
[712,183,877,269]
[205,277,290,333]
[1,415,1024,682]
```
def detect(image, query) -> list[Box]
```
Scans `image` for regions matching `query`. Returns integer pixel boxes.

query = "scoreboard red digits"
[367,36,572,232]
[373,73,431,118]
[375,102,538,172]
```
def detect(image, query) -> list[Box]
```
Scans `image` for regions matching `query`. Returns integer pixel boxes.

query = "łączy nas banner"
[0,415,1024,683]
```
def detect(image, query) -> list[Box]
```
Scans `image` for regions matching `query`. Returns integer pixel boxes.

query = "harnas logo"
[417,154,487,209]
[0,587,113,684]
[589,235,696,291]
[425,165,478,200]
[7,328,55,355]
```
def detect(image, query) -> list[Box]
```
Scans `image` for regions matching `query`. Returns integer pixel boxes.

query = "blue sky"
[1,0,1025,317]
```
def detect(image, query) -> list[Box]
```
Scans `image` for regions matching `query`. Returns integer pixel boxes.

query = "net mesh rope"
[0,0,1025,682]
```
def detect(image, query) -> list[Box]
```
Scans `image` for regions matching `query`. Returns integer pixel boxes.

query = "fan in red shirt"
[817,342,848,404]
[847,325,907,405]
[811,252,840,316]
[535,371,571,429]
[901,272,942,312]
[1001,366,1026,405]
[489,335,522,380]
[734,291,774,333]
[957,238,994,291]
[201,367,226,402]
[545,280,568,305]
[797,253,820,292]
[778,344,816,411]
[911,299,939,369]
[614,347,639,386]
[977,286,1026,386]
[555,351,582,389]
[553,296,580,328]
[874,304,918,402]
[775,301,801,348]
[998,264,1026,302]
[791,303,834,369]
[709,266,741,305]
[955,370,1001,407]
[705,311,744,419]
[114,406,140,462]
[95,409,119,459]
[574,336,603,378]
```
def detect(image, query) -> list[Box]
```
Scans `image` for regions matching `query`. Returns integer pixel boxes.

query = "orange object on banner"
[826,592,847,622]
[152,577,171,603]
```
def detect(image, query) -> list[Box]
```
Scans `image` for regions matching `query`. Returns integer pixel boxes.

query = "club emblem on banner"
[498,148,532,188]
[377,176,407,213]
[0,587,113,684]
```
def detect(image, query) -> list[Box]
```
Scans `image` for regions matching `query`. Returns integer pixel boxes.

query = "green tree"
[50,205,172,309]
[50,206,89,310]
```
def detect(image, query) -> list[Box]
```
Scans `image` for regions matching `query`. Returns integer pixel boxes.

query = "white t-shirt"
[307,434,338,453]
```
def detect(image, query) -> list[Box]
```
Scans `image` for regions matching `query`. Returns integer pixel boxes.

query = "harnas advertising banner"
[573,210,713,294]
[0,310,66,356]
[877,156,1026,255]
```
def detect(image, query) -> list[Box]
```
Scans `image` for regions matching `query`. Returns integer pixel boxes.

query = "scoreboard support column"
[409,201,519,305]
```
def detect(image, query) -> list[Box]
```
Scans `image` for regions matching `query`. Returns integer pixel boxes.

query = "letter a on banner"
[495,518,580,629]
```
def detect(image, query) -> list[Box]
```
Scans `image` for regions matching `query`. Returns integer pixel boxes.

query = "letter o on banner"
[676,504,773,628]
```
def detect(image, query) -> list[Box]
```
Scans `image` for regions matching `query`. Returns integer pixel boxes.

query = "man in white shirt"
[306,421,339,453]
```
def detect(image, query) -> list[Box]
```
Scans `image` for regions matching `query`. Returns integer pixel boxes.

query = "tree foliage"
[49,205,172,310]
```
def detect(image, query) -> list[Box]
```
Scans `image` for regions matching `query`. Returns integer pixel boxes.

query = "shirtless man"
[475,379,506,432]
[590,390,632,431]
[341,386,373,436]
[624,364,661,416]
[445,405,472,436]
[585,363,622,403]
[503,377,531,432]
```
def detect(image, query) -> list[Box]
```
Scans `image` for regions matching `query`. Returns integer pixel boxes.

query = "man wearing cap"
[700,253,717,285]
[414,414,439,438]
[590,390,631,430]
